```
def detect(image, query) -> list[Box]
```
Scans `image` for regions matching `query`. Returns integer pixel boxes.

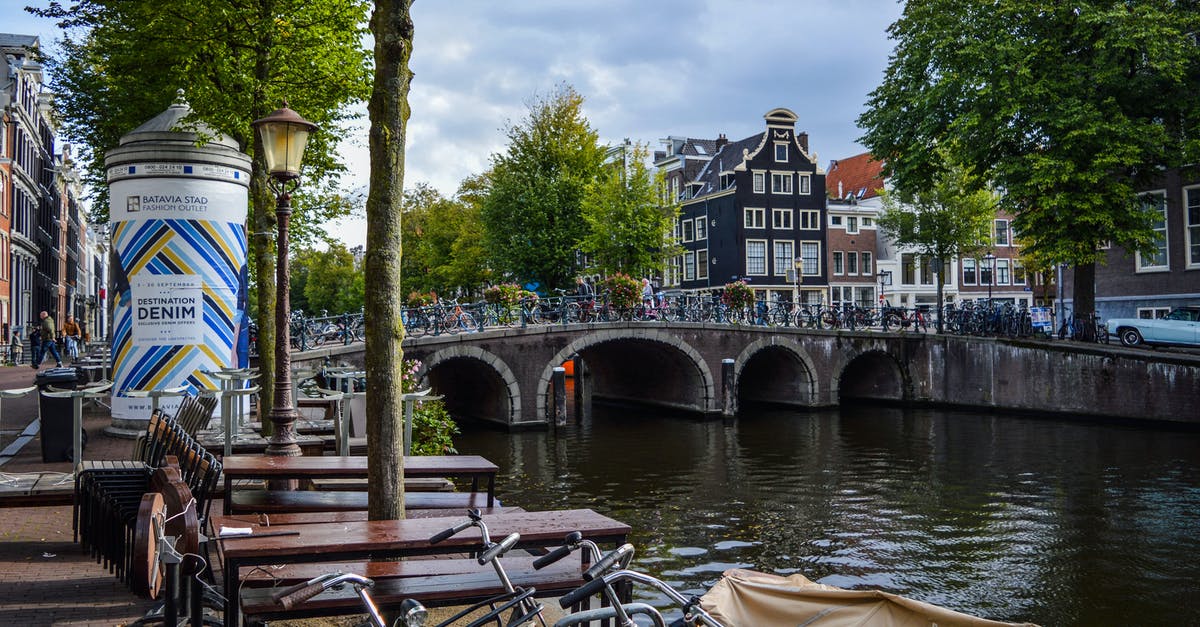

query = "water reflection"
[453,404,1200,626]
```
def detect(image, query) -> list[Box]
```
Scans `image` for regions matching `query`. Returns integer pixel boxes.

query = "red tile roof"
[826,152,885,201]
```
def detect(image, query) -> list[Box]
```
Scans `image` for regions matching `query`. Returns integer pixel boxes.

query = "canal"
[454,403,1200,626]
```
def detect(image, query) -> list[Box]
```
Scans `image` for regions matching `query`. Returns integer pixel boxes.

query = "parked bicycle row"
[253,297,1110,346]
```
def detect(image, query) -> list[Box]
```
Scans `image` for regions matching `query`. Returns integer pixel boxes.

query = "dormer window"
[774,143,788,162]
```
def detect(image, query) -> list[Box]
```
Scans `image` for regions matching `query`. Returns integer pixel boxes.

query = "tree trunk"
[1072,262,1096,316]
[365,0,413,522]
[251,152,277,433]
[935,269,945,334]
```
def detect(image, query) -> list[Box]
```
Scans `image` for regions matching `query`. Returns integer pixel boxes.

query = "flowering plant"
[406,291,434,308]
[483,283,533,307]
[600,273,641,309]
[722,280,755,311]
[400,358,459,455]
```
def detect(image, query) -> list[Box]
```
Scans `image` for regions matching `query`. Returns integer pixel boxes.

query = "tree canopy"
[480,85,606,292]
[858,0,1200,313]
[400,180,491,297]
[580,142,679,278]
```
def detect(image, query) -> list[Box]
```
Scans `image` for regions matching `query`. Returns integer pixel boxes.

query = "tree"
[580,142,680,278]
[32,0,373,423]
[876,158,997,332]
[364,0,413,521]
[400,181,491,296]
[294,244,365,314]
[858,0,1200,316]
[481,85,606,292]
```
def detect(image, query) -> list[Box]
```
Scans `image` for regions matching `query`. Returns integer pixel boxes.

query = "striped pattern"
[111,218,246,417]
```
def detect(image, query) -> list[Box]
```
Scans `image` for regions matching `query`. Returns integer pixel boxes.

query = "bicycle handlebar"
[276,582,327,610]
[272,573,375,611]
[430,518,474,544]
[477,532,520,565]
[558,575,609,609]
[583,543,634,581]
[533,531,583,570]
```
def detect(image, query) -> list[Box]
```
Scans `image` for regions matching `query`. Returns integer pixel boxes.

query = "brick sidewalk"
[0,364,158,626]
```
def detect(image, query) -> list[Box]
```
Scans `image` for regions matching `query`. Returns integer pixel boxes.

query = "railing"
[249,297,1104,356]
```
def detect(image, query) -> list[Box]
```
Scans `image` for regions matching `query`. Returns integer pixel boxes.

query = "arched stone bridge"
[295,323,1200,428]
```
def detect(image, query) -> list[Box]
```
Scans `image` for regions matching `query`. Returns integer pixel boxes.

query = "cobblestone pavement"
[0,364,157,626]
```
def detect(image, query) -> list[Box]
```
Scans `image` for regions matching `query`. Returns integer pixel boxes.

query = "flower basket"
[722,280,755,311]
[601,273,641,310]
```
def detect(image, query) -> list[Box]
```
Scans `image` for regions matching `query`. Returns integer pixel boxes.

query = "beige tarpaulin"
[699,569,1039,627]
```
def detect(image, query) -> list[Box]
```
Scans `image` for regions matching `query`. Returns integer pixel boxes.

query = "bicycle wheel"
[883,312,902,331]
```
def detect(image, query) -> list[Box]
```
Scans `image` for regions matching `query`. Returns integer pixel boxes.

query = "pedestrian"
[62,315,82,361]
[28,323,41,369]
[9,330,22,366]
[34,310,63,369]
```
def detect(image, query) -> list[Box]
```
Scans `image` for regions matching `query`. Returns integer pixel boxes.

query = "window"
[995,219,1010,246]
[753,172,765,194]
[1138,191,1168,271]
[846,216,859,234]
[744,208,765,228]
[980,258,994,286]
[684,251,695,281]
[697,249,709,280]
[674,219,682,240]
[773,208,793,230]
[963,258,977,285]
[1137,307,1171,320]
[800,241,821,275]
[830,215,843,226]
[863,217,873,227]
[1187,186,1200,268]
[798,174,811,195]
[861,251,873,275]
[774,143,787,162]
[901,253,916,285]
[799,210,820,229]
[746,240,767,275]
[847,251,859,275]
[833,251,844,275]
[695,217,707,241]
[830,285,848,307]
[682,219,694,242]
[771,173,792,194]
[1012,260,1026,285]
[996,258,1010,284]
[773,240,794,276]
[920,256,935,285]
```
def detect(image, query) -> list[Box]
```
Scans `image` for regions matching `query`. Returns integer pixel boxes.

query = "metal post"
[721,358,736,418]
[552,367,567,426]
[403,397,415,456]
[267,187,301,457]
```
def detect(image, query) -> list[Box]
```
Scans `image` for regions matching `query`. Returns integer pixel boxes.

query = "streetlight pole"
[252,102,317,458]
[983,252,996,303]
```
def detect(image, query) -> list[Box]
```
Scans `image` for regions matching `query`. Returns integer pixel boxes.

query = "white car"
[1106,307,1200,347]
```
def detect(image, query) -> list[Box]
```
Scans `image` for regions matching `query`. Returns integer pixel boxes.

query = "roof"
[826,152,885,201]
[0,34,40,52]
[689,132,765,200]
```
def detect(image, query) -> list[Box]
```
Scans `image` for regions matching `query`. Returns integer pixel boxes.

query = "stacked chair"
[74,394,221,595]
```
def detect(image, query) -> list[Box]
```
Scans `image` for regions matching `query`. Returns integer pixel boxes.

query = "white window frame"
[772,208,793,230]
[695,216,707,241]
[962,258,977,285]
[799,210,820,230]
[1012,259,1026,285]
[847,251,859,275]
[746,239,768,276]
[774,143,787,162]
[773,240,794,277]
[846,216,859,234]
[682,219,694,243]
[995,219,1010,246]
[1137,190,1169,272]
[833,251,844,275]
[797,173,811,195]
[996,258,1011,285]
[744,207,765,229]
[752,171,765,194]
[697,248,709,280]
[684,251,695,281]
[861,251,873,276]
[830,215,843,226]
[1186,185,1200,269]
[771,172,792,194]
[800,241,821,276]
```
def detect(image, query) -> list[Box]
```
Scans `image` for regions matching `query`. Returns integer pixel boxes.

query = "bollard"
[721,358,736,417]
[552,367,567,426]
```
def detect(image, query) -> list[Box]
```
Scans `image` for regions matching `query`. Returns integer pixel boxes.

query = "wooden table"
[221,454,499,514]
[218,508,630,627]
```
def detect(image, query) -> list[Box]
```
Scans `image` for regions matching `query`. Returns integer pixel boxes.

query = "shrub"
[722,280,755,310]
[406,291,434,308]
[483,283,526,307]
[601,273,641,309]
[401,359,460,455]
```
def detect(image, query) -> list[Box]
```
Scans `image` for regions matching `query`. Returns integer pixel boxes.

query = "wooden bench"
[220,508,631,627]
[213,506,525,528]
[227,489,496,514]
[239,556,586,622]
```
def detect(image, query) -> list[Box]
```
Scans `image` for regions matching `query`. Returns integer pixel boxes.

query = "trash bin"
[37,367,86,463]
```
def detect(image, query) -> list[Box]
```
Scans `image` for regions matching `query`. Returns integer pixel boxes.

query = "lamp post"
[877,270,892,307]
[252,102,316,458]
[983,252,996,303]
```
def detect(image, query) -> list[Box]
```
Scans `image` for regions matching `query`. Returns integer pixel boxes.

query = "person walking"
[34,311,62,369]
[62,315,82,361]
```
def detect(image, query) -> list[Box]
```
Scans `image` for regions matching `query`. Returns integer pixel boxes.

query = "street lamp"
[982,252,996,303]
[877,270,892,307]
[252,102,316,457]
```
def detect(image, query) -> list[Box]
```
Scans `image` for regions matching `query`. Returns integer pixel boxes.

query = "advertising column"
[106,97,252,425]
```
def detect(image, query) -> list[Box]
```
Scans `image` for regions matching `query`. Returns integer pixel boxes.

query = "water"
[453,404,1200,626]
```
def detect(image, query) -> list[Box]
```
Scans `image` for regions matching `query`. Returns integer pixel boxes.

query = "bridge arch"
[539,329,717,422]
[733,338,820,412]
[833,349,909,402]
[416,345,521,425]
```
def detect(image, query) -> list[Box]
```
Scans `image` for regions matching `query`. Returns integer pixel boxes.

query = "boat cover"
[699,569,1039,627]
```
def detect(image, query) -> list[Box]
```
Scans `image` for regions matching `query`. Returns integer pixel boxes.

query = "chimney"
[715,133,727,151]
[797,132,809,153]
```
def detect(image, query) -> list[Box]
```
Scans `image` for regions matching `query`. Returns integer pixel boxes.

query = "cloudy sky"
[5,0,905,248]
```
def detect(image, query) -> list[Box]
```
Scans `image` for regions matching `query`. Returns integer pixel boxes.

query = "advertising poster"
[131,275,203,345]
